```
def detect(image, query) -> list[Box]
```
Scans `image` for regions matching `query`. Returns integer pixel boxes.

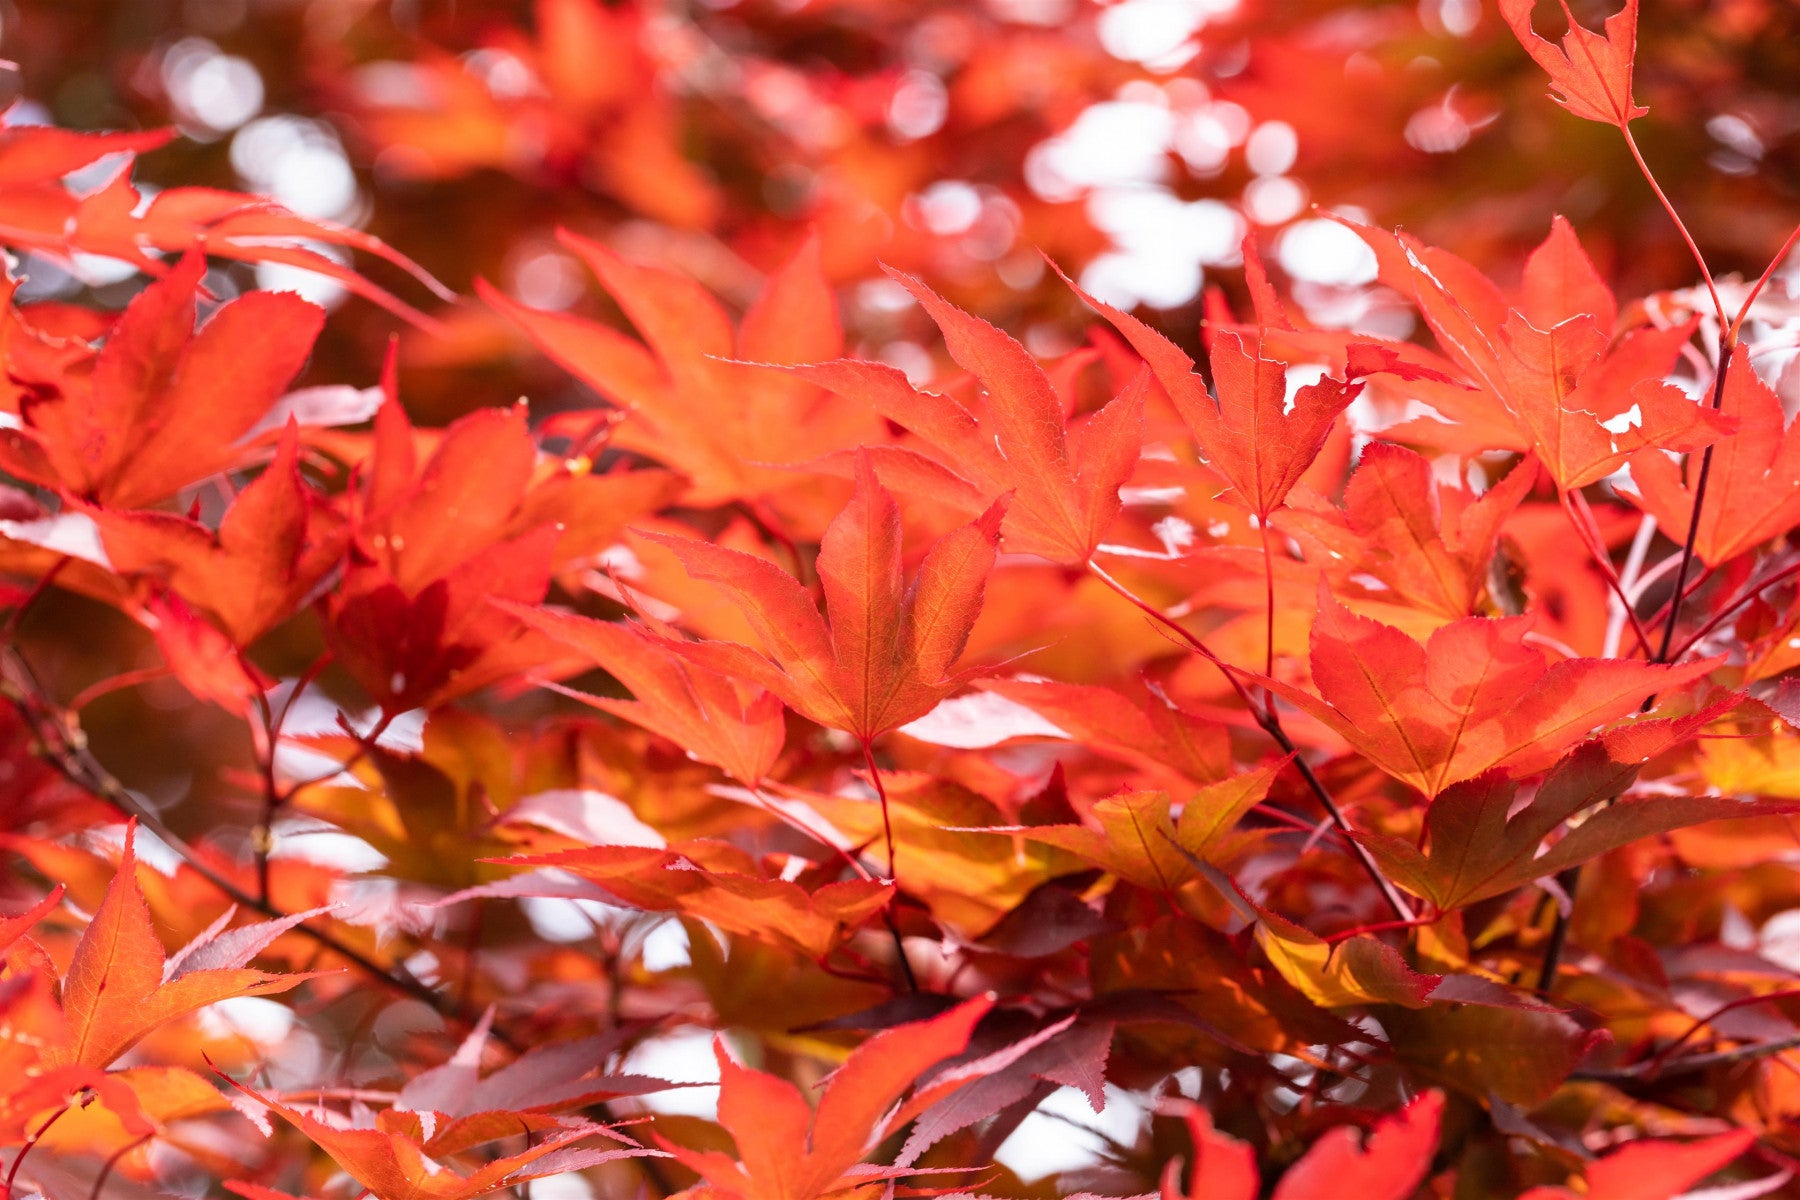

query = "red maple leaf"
[1269,586,1720,797]
[1502,0,1648,126]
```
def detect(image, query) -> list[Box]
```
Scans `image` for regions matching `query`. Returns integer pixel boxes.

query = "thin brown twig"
[1538,316,1738,993]
[252,653,337,902]
[1645,986,1800,1076]
[1087,560,1414,922]
[1653,342,1736,666]
[1,555,70,641]
[1572,1033,1800,1084]
[1537,354,1734,994]
[270,707,397,808]
[860,738,901,880]
[3,644,462,1024]
[1636,562,1717,650]
[1674,557,1800,659]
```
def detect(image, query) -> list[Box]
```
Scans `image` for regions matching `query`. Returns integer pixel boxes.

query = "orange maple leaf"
[645,453,1006,744]
[94,425,350,647]
[1518,1130,1754,1199]
[219,1074,653,1200]
[482,232,877,512]
[1628,353,1800,567]
[494,841,892,960]
[47,823,309,1071]
[1064,271,1356,521]
[499,601,786,787]
[786,268,1143,565]
[0,125,446,327]
[1284,444,1535,620]
[1268,587,1720,798]
[0,252,323,510]
[1343,217,1729,491]
[659,997,994,1200]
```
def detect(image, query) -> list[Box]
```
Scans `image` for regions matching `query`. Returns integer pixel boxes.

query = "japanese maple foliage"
[6,1,1800,1199]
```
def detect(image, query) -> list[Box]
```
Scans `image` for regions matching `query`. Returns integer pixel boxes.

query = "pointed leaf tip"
[1502,0,1647,126]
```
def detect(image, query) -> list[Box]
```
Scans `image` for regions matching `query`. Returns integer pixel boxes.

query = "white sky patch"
[1243,175,1306,225]
[91,823,184,876]
[1245,121,1297,176]
[255,250,350,310]
[1174,106,1239,173]
[244,384,384,440]
[525,1174,594,1200]
[269,821,391,873]
[0,511,110,567]
[1096,0,1239,69]
[271,690,424,788]
[1760,909,1800,972]
[908,179,983,235]
[899,692,1070,748]
[1027,72,1276,309]
[1279,218,1379,287]
[69,251,144,287]
[1600,403,1644,435]
[638,918,694,971]
[995,1085,1148,1181]
[620,1029,723,1118]
[197,996,297,1046]
[1028,100,1176,201]
[1081,187,1241,309]
[520,897,620,944]
[232,114,361,226]
[163,38,264,138]
[889,69,948,140]
[505,789,667,849]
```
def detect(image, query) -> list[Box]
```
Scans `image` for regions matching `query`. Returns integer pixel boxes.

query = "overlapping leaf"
[1162,1092,1443,1200]
[48,824,308,1071]
[1065,275,1353,521]
[1359,721,1774,911]
[93,424,349,646]
[0,252,323,509]
[785,269,1143,564]
[483,232,876,510]
[1344,217,1730,490]
[1295,444,1534,619]
[221,1074,654,1200]
[499,601,785,785]
[646,453,1005,741]
[658,997,994,1199]
[1269,587,1719,798]
[494,840,892,959]
[0,124,447,326]
[1629,353,1800,566]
